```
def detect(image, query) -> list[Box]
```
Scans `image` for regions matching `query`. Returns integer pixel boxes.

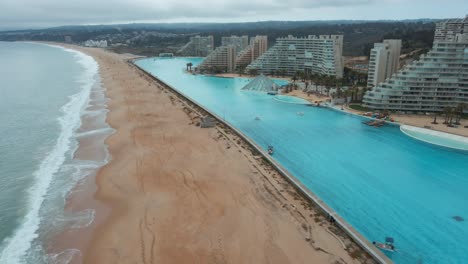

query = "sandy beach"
[342,105,468,137]
[283,84,468,138]
[48,45,375,264]
[285,89,331,104]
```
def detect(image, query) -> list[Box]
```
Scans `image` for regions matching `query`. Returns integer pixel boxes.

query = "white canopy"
[241,74,280,92]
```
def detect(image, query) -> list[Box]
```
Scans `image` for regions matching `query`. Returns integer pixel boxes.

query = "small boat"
[267,145,274,155]
[373,237,396,252]
[297,112,304,116]
[255,116,261,121]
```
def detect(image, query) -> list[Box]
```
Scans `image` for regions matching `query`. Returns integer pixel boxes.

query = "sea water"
[136,57,468,264]
[0,42,111,263]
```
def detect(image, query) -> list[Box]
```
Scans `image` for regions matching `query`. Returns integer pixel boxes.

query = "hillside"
[0,20,437,56]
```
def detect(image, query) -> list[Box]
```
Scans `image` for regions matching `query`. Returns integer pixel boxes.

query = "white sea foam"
[46,249,81,264]
[52,209,95,229]
[82,108,109,117]
[0,45,99,264]
[76,127,114,138]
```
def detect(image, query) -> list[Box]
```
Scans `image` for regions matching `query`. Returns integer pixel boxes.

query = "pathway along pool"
[136,57,468,264]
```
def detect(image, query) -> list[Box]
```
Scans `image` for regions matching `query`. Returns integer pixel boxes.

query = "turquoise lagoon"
[136,57,468,264]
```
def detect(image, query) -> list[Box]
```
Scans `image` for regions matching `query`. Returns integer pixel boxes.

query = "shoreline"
[41,43,115,264]
[49,45,380,264]
[0,42,114,264]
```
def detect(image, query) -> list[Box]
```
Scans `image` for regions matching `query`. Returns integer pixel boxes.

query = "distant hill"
[0,20,438,56]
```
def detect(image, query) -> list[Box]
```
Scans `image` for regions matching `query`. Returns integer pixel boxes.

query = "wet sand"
[51,45,373,264]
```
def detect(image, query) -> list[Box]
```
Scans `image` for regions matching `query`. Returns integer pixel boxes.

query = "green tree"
[443,107,453,125]
[248,68,259,76]
[432,112,438,124]
[292,75,298,83]
[454,103,466,125]
[280,69,287,77]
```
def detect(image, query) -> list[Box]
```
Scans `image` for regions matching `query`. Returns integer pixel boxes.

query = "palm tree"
[296,71,305,82]
[454,103,466,125]
[432,112,439,124]
[237,67,244,76]
[359,87,368,102]
[280,69,287,77]
[443,107,453,124]
[248,68,258,76]
[336,86,343,98]
[317,74,326,93]
[323,75,334,96]
[292,75,298,83]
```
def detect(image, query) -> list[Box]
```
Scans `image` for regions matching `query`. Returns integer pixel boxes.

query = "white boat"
[267,146,274,155]
[373,237,396,252]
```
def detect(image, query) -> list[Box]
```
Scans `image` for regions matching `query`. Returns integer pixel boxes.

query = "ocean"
[0,42,112,263]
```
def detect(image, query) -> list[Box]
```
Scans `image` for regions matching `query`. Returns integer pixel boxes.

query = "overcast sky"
[0,0,466,30]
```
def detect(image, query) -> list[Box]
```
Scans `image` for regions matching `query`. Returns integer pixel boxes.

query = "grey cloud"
[0,0,374,29]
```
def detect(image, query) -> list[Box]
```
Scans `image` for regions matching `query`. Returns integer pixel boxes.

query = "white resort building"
[177,35,214,57]
[221,35,249,55]
[434,16,468,42]
[198,35,268,73]
[236,36,268,70]
[197,46,237,73]
[245,35,344,78]
[367,39,402,88]
[84,40,108,48]
[363,16,468,112]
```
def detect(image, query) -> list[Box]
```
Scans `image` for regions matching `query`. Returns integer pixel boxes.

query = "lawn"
[349,104,370,112]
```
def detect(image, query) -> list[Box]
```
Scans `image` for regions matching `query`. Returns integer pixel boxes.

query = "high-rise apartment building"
[177,35,214,57]
[197,46,237,73]
[245,35,343,78]
[363,17,468,112]
[367,39,402,88]
[236,36,268,70]
[434,16,468,42]
[221,35,249,55]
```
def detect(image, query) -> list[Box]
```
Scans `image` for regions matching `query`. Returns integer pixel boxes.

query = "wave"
[0,46,99,264]
[46,249,81,264]
[76,127,114,138]
[52,209,95,229]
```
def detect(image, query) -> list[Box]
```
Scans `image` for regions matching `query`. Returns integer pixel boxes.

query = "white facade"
[246,35,343,78]
[84,40,108,48]
[178,35,214,57]
[367,39,402,88]
[198,46,237,73]
[221,35,249,55]
[434,16,468,42]
[363,17,468,112]
[236,35,268,69]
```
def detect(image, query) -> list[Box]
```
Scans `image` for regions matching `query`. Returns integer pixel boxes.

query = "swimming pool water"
[274,95,312,105]
[136,57,468,264]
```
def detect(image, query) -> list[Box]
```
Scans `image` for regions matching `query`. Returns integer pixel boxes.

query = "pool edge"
[400,125,468,151]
